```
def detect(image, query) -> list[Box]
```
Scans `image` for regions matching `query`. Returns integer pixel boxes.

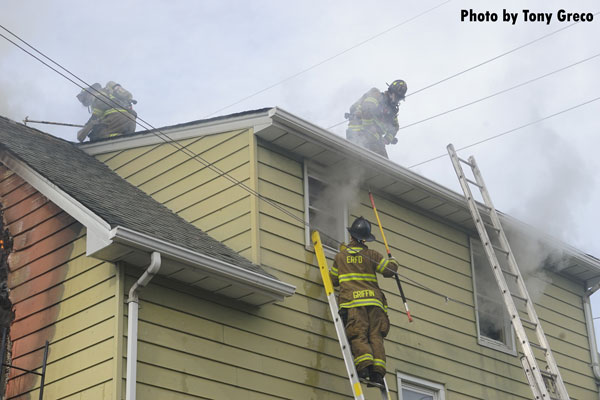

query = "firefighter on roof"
[76,81,138,142]
[331,216,398,386]
[346,79,407,158]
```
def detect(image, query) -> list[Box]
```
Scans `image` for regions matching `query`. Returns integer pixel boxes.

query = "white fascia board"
[81,112,274,155]
[267,107,600,272]
[267,107,468,209]
[109,226,296,300]
[0,150,112,255]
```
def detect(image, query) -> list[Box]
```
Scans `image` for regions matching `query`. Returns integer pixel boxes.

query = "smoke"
[504,225,568,303]
[308,161,365,248]
[500,127,593,301]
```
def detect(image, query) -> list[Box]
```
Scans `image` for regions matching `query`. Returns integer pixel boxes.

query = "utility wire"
[0,25,306,233]
[326,11,600,130]
[408,95,600,169]
[0,24,458,305]
[397,52,600,131]
[202,0,452,118]
[407,11,600,98]
[5,22,591,307]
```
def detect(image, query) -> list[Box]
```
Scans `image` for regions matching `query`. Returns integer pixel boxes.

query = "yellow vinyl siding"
[59,381,114,400]
[96,130,252,253]
[86,129,598,399]
[14,360,114,400]
[253,144,597,399]
[106,137,201,184]
[127,277,352,399]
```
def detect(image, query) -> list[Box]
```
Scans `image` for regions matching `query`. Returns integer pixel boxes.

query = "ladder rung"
[465,178,482,188]
[457,156,473,167]
[483,222,501,233]
[501,268,518,279]
[476,202,492,212]
[511,292,528,303]
[540,369,557,380]
[521,318,538,328]
[530,342,548,353]
[492,244,509,256]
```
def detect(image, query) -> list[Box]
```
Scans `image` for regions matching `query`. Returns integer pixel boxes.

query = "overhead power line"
[202,0,452,118]
[397,51,600,131]
[407,11,600,98]
[1,22,595,305]
[327,11,600,130]
[0,24,302,228]
[407,95,600,169]
[0,23,454,303]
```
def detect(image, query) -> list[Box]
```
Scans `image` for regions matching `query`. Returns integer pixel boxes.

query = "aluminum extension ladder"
[447,144,569,400]
[312,231,391,400]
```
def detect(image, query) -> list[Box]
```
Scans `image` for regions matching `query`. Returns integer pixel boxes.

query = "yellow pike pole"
[369,191,413,323]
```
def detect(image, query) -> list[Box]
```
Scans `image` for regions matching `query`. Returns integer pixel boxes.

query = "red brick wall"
[0,164,83,398]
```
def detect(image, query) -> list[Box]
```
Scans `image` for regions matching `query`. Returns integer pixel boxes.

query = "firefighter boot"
[368,370,385,388]
[357,365,370,380]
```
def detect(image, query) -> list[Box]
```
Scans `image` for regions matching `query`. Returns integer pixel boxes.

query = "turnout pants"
[89,110,137,141]
[346,130,388,158]
[344,305,390,375]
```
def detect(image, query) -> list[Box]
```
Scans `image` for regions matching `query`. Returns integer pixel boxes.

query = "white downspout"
[125,252,161,400]
[584,281,600,398]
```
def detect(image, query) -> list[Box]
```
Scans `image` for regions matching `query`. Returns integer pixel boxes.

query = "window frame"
[470,237,517,355]
[303,161,348,256]
[397,373,445,400]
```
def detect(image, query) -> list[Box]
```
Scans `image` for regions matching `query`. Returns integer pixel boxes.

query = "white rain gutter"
[126,252,161,400]
[110,226,295,301]
[584,282,600,398]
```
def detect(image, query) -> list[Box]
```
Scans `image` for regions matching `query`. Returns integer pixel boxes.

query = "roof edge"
[109,226,296,301]
[267,107,469,209]
[0,148,112,246]
[266,107,600,274]
[80,108,274,155]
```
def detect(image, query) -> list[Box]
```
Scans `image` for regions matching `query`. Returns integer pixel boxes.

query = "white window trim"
[303,161,348,257]
[397,372,445,400]
[470,238,517,355]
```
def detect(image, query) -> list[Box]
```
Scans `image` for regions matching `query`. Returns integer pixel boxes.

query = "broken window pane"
[472,239,514,351]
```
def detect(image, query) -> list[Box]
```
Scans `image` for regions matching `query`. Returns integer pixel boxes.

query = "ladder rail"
[447,144,570,400]
[312,231,392,400]
[312,231,365,400]
[468,155,570,399]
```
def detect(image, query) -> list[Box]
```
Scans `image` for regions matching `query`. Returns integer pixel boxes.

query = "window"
[397,373,445,400]
[471,238,516,353]
[304,163,347,253]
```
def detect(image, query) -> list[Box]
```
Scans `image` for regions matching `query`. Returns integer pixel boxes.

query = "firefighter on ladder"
[331,216,398,387]
[76,81,138,142]
[345,79,407,158]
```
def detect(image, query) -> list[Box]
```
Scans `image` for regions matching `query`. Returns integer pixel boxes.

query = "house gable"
[0,116,294,306]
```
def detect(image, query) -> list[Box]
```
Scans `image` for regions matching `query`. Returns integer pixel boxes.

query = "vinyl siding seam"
[10,261,112,308]
[9,359,114,400]
[119,137,205,179]
[139,132,249,194]
[7,229,86,274]
[175,176,251,215]
[10,280,116,341]
[133,130,248,183]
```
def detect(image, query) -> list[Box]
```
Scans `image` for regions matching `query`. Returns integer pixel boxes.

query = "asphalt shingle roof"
[0,115,275,280]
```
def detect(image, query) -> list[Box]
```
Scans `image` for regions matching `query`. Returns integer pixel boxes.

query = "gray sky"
[2,0,600,347]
